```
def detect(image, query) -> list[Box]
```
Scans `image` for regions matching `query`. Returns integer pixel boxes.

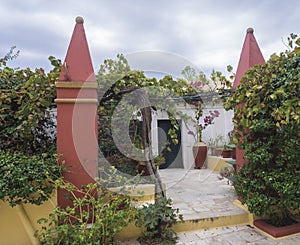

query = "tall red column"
[233,28,265,170]
[55,17,98,207]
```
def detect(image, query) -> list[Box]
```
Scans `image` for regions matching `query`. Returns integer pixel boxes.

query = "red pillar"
[233,28,265,170]
[55,16,98,207]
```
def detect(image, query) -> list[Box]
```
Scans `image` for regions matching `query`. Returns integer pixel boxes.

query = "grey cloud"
[1,0,299,74]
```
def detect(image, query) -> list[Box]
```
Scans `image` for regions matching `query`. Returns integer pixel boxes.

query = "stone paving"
[176,225,300,245]
[120,168,300,244]
[159,168,246,220]
[121,225,300,245]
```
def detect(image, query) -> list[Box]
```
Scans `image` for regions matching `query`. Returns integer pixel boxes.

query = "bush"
[0,52,63,206]
[0,150,63,206]
[0,54,61,154]
[225,34,300,224]
[35,181,137,245]
[135,196,183,244]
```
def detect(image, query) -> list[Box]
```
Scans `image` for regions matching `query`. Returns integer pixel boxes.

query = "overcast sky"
[1,0,299,77]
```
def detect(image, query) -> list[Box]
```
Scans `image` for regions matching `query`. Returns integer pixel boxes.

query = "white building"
[151,96,233,170]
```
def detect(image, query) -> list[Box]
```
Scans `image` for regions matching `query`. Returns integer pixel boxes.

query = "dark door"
[158,120,183,169]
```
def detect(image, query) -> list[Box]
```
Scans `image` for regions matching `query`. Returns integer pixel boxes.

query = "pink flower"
[190,81,203,88]
[214,110,220,117]
[188,130,195,136]
[187,105,220,141]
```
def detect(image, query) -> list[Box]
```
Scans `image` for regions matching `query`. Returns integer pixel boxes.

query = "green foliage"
[0,55,61,154]
[97,55,231,166]
[135,196,183,244]
[0,51,63,206]
[97,54,196,165]
[0,150,63,206]
[225,34,300,224]
[35,181,137,245]
[181,66,231,92]
[153,154,165,165]
[0,46,20,70]
[182,66,229,142]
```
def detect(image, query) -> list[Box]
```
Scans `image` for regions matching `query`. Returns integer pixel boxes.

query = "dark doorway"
[158,120,183,169]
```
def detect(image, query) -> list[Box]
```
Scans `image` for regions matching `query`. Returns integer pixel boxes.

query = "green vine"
[0,50,63,206]
[224,34,300,224]
[0,150,63,206]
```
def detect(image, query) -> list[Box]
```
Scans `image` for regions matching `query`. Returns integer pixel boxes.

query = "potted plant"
[221,144,232,158]
[188,108,220,168]
[227,130,236,159]
[209,135,226,156]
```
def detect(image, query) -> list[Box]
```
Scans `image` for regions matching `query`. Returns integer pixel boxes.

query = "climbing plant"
[0,49,61,154]
[0,49,63,206]
[97,57,193,155]
[0,150,63,206]
[97,55,231,196]
[97,54,198,198]
[224,34,300,225]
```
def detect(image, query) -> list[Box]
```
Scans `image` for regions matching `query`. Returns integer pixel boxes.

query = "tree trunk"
[138,89,165,198]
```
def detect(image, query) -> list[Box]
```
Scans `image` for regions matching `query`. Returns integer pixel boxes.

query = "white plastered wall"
[151,102,234,169]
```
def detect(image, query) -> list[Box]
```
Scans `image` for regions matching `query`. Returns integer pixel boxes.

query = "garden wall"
[0,193,57,245]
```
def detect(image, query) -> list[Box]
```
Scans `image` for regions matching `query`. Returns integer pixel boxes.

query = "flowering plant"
[188,103,220,142]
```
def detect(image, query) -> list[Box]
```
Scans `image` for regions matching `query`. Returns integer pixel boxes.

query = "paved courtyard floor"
[159,168,245,220]
[121,168,300,244]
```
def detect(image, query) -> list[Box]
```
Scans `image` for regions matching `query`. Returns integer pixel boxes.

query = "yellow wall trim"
[16,205,39,245]
[55,81,98,89]
[55,98,98,104]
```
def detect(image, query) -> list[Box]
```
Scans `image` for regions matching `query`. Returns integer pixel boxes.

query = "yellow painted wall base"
[0,184,157,245]
[108,184,157,202]
[206,156,232,173]
[115,221,143,240]
[174,213,249,233]
[0,192,57,245]
[116,213,250,240]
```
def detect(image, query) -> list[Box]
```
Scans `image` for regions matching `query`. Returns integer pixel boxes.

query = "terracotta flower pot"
[254,219,300,238]
[137,162,150,176]
[231,148,236,159]
[222,149,232,158]
[193,142,207,169]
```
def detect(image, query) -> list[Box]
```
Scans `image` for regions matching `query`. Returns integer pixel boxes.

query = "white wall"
[151,102,234,169]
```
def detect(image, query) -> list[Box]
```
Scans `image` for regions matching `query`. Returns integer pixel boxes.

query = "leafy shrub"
[0,150,63,206]
[224,34,300,224]
[0,54,61,154]
[35,181,137,245]
[0,51,63,206]
[135,196,183,244]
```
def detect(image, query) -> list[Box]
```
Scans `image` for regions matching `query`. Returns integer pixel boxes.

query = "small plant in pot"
[221,144,232,158]
[208,135,225,156]
[188,110,220,168]
[227,130,236,159]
